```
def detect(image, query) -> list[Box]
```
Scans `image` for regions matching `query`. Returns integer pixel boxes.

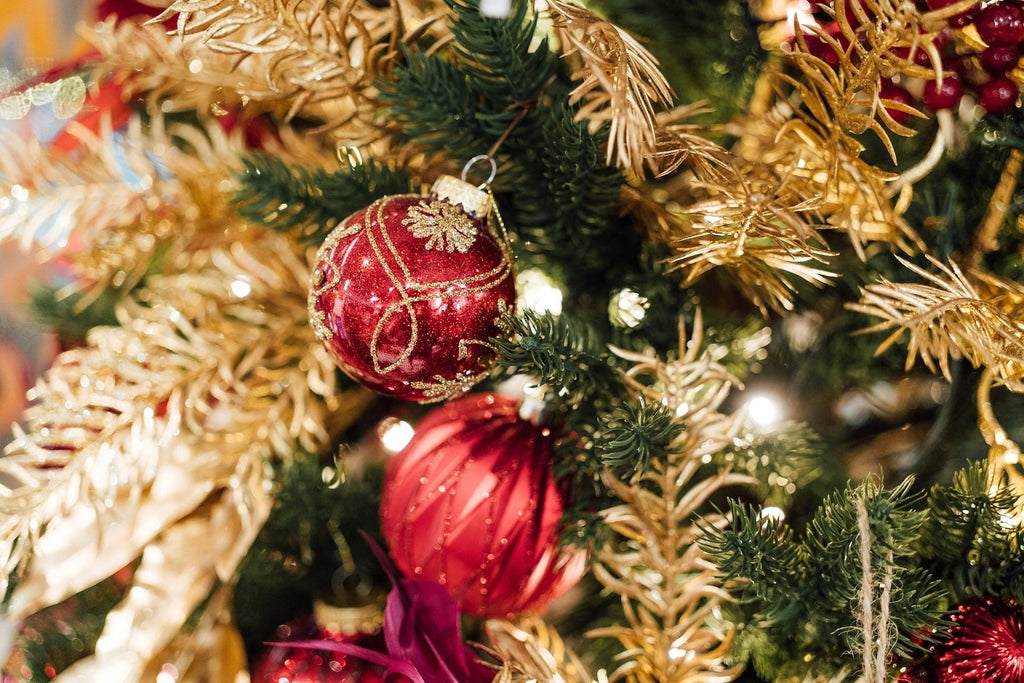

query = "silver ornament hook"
[461,154,497,189]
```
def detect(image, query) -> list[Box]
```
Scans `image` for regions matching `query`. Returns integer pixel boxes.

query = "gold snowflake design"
[403,200,478,253]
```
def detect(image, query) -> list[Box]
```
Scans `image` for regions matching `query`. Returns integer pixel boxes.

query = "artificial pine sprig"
[595,396,683,479]
[700,476,945,680]
[378,0,627,281]
[233,154,413,244]
[919,461,1024,604]
[494,309,620,410]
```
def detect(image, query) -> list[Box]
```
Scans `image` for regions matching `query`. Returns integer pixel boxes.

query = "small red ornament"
[379,393,586,618]
[880,81,916,124]
[309,176,515,403]
[979,75,1020,113]
[922,77,964,110]
[975,3,1024,46]
[933,596,1024,683]
[980,44,1020,74]
[250,603,396,683]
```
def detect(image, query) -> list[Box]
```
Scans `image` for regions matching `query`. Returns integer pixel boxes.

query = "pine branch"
[445,0,557,107]
[595,396,683,479]
[919,461,1024,602]
[494,309,620,409]
[700,477,945,679]
[507,101,627,282]
[233,154,413,244]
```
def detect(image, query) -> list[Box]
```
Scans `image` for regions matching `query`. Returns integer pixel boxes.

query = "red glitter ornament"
[379,393,586,618]
[250,605,400,683]
[933,596,1024,683]
[308,176,515,403]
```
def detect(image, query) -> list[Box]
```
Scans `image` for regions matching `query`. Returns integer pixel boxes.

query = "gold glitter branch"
[591,317,758,683]
[850,257,1024,391]
[0,115,169,254]
[150,0,444,142]
[486,617,600,683]
[544,0,675,177]
[0,229,340,622]
[667,169,836,315]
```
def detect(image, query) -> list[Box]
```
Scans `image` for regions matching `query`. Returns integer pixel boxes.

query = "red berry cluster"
[796,1,1024,119]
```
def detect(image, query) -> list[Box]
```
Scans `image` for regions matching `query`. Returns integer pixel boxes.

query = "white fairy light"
[746,394,781,427]
[379,418,415,453]
[516,268,563,315]
[480,0,512,17]
[758,506,786,524]
[229,278,252,298]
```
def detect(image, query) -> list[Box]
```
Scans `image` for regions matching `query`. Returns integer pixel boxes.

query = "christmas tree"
[5,0,1024,680]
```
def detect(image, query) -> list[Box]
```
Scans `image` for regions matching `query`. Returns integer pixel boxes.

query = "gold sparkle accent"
[403,199,479,253]
[307,221,364,341]
[409,372,487,403]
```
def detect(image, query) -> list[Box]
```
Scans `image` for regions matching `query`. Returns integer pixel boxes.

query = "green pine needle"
[232,154,412,244]
[595,396,683,478]
[919,461,1024,602]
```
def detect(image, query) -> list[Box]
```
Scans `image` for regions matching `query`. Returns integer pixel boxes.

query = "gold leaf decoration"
[594,316,755,683]
[0,228,341,625]
[0,115,165,254]
[544,0,675,177]
[147,0,445,143]
[403,199,479,253]
[485,617,599,683]
[850,257,1024,390]
[665,168,836,314]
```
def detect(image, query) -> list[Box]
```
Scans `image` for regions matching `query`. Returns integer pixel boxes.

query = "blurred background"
[0,1,90,447]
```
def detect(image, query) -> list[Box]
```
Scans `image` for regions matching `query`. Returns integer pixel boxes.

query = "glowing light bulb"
[746,394,781,427]
[516,269,563,315]
[379,418,415,453]
[229,278,252,298]
[758,506,786,524]
[480,0,512,17]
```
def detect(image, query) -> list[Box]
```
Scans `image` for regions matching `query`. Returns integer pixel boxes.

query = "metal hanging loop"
[461,154,498,189]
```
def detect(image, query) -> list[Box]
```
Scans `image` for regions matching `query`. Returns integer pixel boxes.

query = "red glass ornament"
[308,177,516,403]
[979,75,1020,113]
[922,77,964,110]
[976,3,1024,46]
[251,613,397,683]
[379,393,586,618]
[933,597,1024,683]
[980,44,1021,73]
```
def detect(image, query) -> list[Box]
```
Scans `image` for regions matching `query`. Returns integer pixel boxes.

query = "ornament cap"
[313,597,384,636]
[432,175,493,218]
